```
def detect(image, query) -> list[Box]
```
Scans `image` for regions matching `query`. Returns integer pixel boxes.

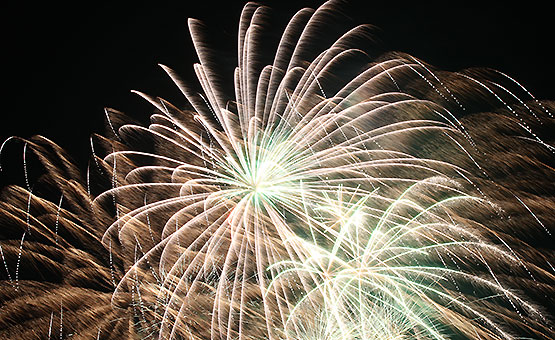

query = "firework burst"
[271,180,552,339]
[1,1,554,339]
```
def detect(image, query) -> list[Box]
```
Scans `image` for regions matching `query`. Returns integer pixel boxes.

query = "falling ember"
[1,1,554,340]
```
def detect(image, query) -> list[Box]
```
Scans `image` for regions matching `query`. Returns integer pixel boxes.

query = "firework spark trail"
[0,1,554,339]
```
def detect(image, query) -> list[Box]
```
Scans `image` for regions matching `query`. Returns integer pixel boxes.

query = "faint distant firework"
[0,1,553,339]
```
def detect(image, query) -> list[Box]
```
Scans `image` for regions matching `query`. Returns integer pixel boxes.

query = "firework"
[0,136,133,338]
[271,181,551,339]
[1,1,554,339]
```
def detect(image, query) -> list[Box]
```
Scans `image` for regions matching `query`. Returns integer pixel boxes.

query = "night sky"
[2,1,553,184]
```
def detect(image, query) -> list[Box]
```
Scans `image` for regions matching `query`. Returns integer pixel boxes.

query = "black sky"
[1,1,553,183]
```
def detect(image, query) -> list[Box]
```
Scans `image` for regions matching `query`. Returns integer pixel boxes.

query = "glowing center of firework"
[219,138,299,203]
[246,159,285,199]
